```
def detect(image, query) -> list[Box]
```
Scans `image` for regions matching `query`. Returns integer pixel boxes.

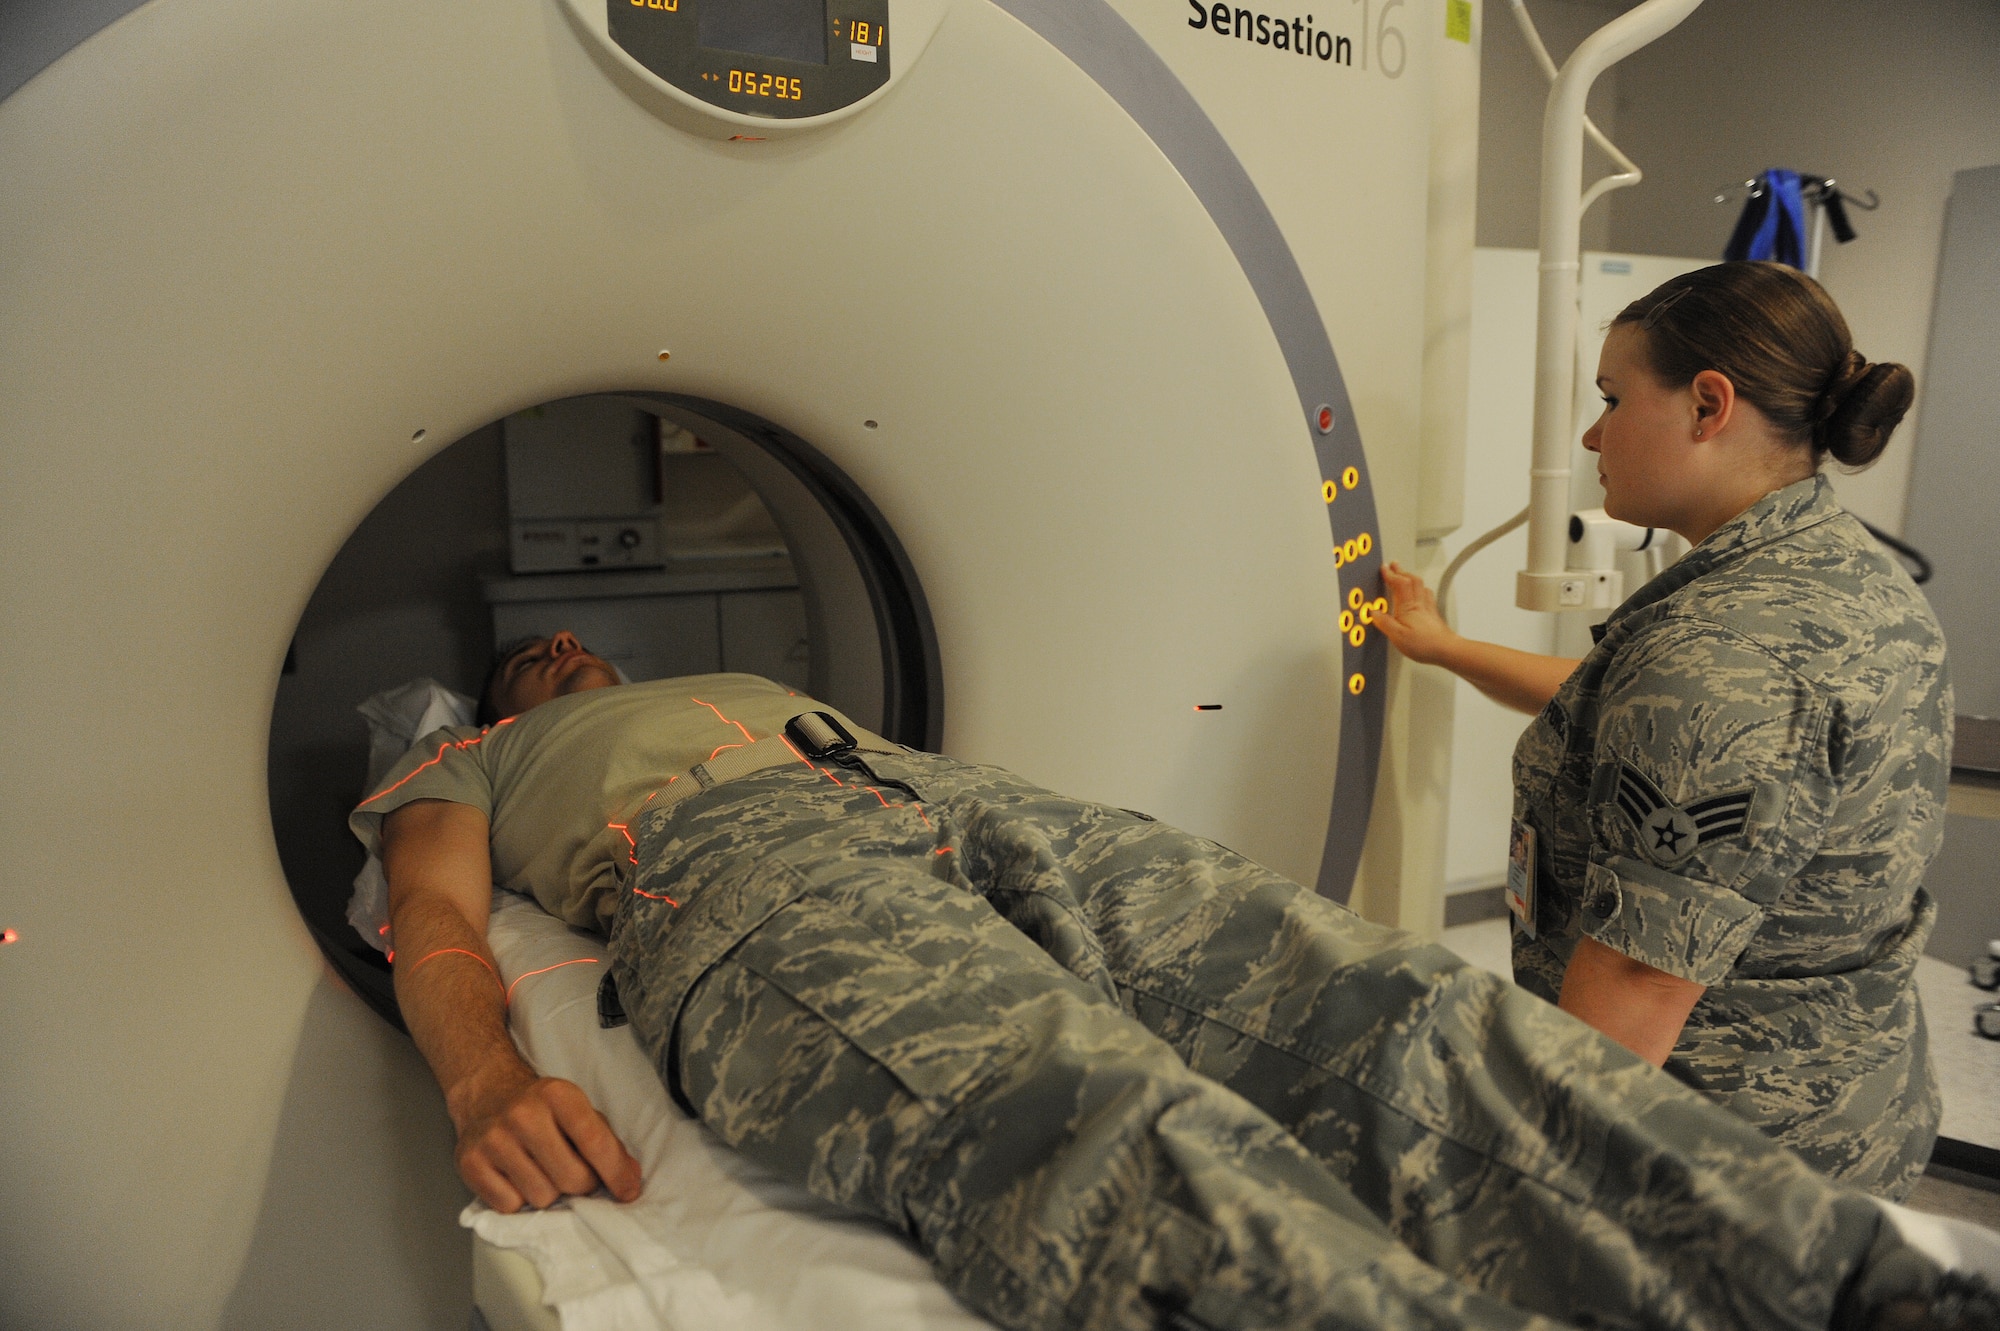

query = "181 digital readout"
[728,69,804,100]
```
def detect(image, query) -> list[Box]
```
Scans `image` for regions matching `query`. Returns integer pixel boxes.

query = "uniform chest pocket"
[1513,700,1575,813]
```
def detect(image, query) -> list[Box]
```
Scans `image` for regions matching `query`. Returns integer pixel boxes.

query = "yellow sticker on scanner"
[1446,0,1472,43]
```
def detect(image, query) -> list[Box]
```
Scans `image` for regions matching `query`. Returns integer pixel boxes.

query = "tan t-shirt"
[349,674,890,933]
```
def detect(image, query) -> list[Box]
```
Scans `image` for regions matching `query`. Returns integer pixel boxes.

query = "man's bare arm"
[382,798,641,1211]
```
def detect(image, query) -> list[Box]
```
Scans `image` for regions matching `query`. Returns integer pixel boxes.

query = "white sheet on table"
[473,892,996,1331]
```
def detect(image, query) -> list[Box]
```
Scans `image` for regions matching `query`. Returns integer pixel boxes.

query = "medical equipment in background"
[1433,0,1700,621]
[0,0,1475,1323]
[504,399,668,572]
[1435,502,1683,618]
[1561,508,1658,611]
[490,396,808,687]
[1518,0,1702,613]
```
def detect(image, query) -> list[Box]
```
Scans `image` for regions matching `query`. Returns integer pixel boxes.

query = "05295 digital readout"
[728,69,804,99]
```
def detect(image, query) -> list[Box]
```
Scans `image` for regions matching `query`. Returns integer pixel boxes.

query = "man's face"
[490,631,621,719]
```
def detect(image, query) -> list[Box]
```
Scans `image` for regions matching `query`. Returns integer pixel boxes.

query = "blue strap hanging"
[1723,169,1808,268]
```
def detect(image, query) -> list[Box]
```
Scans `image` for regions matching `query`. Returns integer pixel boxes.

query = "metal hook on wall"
[1712,171,1881,275]
[1713,174,1879,209]
[1819,180,1880,211]
[1712,176,1763,204]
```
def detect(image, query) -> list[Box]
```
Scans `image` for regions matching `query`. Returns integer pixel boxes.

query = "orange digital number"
[633,0,677,9]
[725,69,803,99]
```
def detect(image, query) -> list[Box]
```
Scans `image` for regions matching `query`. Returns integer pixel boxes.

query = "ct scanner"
[0,0,1477,1324]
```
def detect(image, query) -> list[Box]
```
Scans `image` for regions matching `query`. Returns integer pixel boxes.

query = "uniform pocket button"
[1590,892,1617,919]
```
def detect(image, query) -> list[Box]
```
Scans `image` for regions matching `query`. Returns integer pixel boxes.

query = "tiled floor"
[1915,952,2000,1150]
[1439,916,2000,1229]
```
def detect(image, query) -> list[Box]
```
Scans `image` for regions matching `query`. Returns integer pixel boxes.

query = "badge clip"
[1506,818,1538,939]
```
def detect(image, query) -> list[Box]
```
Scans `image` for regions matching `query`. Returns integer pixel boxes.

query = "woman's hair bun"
[1613,262,1915,472]
[1813,350,1868,425]
[1817,357,1914,469]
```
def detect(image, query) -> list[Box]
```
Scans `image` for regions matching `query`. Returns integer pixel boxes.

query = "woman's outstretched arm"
[1374,562,1580,715]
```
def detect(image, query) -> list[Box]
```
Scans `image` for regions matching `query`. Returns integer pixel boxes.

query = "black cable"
[1859,518,1933,585]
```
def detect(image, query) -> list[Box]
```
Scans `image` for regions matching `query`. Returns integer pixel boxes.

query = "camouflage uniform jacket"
[1510,474,1951,1198]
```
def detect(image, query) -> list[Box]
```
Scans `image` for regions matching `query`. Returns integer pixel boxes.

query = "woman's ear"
[1689,368,1736,440]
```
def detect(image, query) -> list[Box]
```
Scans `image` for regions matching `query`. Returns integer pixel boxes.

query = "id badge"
[1506,818,1537,939]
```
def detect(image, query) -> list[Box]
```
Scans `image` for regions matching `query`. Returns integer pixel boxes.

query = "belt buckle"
[785,710,857,761]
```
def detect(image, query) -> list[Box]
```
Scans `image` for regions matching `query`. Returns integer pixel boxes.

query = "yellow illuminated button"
[1341,466,1360,489]
[1348,673,1366,694]
[1348,626,1365,647]
[1323,480,1338,503]
[1348,587,1364,610]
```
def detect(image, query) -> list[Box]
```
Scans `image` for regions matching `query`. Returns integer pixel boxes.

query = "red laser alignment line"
[777,735,820,769]
[608,822,639,865]
[405,947,506,999]
[356,716,516,808]
[778,730,933,826]
[621,701,933,894]
[505,958,601,1006]
[604,775,682,866]
[691,697,757,745]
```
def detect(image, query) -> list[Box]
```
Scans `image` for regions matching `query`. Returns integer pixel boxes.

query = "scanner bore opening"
[268,395,940,1029]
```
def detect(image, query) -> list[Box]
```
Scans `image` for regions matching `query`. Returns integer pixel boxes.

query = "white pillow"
[348,678,477,952]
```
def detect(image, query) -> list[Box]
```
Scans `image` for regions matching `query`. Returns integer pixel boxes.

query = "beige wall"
[1478,0,2000,533]
[1476,0,1627,252]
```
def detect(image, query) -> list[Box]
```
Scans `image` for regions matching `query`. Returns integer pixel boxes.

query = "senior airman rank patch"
[1614,761,1754,868]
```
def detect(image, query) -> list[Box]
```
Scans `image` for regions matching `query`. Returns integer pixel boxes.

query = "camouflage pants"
[607,751,1887,1331]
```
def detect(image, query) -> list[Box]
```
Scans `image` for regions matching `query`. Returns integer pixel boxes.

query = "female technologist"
[1376,261,1950,1200]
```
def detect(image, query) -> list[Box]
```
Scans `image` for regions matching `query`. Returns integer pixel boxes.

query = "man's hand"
[381,799,644,1212]
[448,1062,642,1212]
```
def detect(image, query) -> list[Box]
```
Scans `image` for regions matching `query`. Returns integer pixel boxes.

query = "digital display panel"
[608,0,885,120]
[698,0,829,65]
